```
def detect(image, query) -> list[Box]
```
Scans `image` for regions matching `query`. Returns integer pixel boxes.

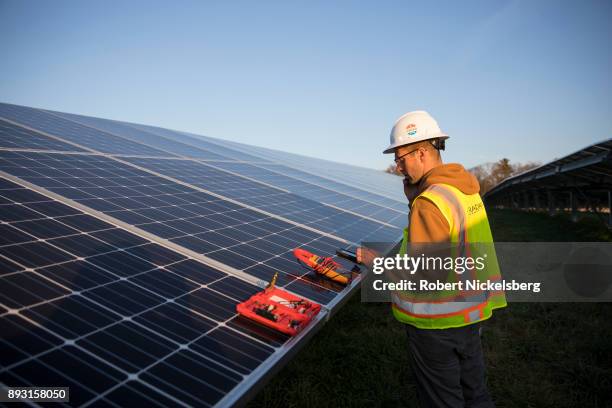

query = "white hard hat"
[383,110,449,154]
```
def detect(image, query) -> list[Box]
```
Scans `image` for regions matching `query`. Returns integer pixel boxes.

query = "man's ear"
[417,147,427,162]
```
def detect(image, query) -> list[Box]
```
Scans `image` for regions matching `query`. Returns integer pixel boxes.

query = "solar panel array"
[484,138,612,199]
[484,138,612,226]
[0,102,406,407]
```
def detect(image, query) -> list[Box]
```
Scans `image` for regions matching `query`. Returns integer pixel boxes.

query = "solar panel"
[0,176,313,407]
[0,151,345,304]
[46,110,235,161]
[32,105,404,239]
[194,133,408,202]
[252,162,407,211]
[485,138,612,198]
[46,108,270,164]
[0,119,87,153]
[123,157,401,242]
[208,160,406,225]
[0,103,174,157]
[116,122,408,206]
[128,123,273,163]
[0,102,407,406]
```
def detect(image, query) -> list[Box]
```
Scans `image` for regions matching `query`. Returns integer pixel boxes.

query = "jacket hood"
[417,163,480,196]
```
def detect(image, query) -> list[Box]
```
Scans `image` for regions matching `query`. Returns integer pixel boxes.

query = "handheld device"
[335,248,358,264]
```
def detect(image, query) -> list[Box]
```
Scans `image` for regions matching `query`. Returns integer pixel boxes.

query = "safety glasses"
[394,148,420,164]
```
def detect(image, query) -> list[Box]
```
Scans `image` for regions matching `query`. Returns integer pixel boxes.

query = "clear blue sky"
[1,0,610,170]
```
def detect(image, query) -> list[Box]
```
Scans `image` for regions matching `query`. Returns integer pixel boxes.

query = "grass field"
[247,209,612,408]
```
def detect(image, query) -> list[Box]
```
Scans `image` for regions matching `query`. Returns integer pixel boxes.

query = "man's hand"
[355,247,379,266]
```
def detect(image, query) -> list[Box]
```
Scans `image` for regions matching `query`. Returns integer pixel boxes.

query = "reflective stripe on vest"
[392,293,484,316]
[392,183,507,329]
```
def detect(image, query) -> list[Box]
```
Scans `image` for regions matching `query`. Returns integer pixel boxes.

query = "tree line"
[385,158,541,195]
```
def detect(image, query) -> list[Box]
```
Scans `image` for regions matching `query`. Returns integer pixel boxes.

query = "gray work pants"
[405,323,494,408]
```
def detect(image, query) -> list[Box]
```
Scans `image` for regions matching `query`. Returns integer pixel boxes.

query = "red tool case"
[236,287,321,336]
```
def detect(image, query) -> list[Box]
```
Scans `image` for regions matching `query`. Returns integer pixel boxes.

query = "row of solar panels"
[0,102,406,407]
[484,138,612,199]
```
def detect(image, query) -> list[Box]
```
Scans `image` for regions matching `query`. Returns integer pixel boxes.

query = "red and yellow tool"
[236,272,321,336]
[293,248,351,285]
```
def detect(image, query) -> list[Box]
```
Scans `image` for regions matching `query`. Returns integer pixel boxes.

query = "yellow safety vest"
[392,183,507,329]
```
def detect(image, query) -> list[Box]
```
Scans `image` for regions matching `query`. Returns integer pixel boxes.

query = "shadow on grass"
[248,209,612,408]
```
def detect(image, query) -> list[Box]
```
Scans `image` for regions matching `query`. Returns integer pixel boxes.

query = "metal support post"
[547,190,555,216]
[533,190,541,211]
[570,190,578,222]
[608,191,612,228]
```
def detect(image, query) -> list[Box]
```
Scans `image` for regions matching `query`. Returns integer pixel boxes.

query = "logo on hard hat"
[405,123,417,136]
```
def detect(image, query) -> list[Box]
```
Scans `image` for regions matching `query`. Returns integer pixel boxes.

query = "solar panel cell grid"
[1,314,64,366]
[0,257,22,277]
[89,380,181,407]
[0,241,76,269]
[134,302,218,344]
[0,271,70,308]
[0,118,87,152]
[125,156,401,242]
[0,176,307,407]
[0,103,173,157]
[36,261,117,291]
[21,295,121,339]
[5,346,127,406]
[211,160,406,226]
[257,162,408,211]
[0,103,412,406]
[50,110,234,161]
[130,123,271,163]
[0,151,348,302]
[201,134,408,203]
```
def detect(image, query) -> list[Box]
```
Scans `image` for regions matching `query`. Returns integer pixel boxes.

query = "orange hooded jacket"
[407,163,481,243]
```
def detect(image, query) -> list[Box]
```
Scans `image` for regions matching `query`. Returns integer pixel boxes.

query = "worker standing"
[358,111,506,408]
